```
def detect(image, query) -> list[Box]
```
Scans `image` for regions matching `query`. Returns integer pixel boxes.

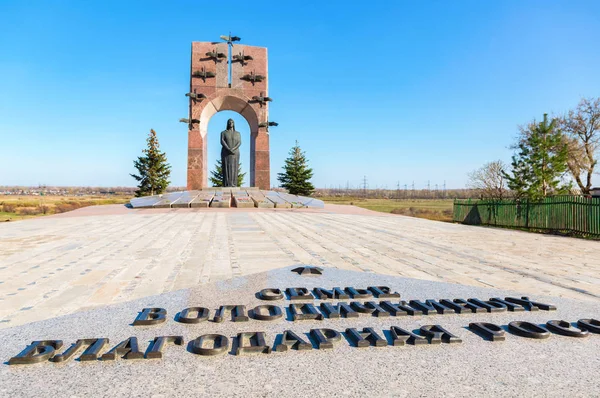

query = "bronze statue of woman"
[220,118,241,187]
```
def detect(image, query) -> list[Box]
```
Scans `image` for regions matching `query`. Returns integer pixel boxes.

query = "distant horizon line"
[0,185,472,191]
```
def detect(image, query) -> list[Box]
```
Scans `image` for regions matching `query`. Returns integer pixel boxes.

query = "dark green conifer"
[277,141,315,196]
[504,114,570,200]
[130,129,171,197]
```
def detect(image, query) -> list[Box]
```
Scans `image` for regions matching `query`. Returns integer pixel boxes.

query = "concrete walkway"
[0,204,598,328]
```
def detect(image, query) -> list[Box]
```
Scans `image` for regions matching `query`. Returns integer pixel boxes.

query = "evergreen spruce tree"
[278,141,315,196]
[130,129,171,197]
[503,114,570,200]
[209,160,246,187]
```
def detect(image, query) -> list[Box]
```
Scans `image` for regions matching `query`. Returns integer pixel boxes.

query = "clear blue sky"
[1,0,599,189]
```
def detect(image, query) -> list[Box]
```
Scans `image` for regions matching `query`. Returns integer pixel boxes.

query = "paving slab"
[276,192,306,208]
[170,191,200,208]
[232,196,254,208]
[248,190,274,208]
[265,192,292,208]
[211,194,231,208]
[190,191,214,208]
[129,196,163,208]
[1,267,599,397]
[190,191,213,208]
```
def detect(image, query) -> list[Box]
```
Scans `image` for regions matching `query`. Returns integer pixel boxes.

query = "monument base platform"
[129,189,324,209]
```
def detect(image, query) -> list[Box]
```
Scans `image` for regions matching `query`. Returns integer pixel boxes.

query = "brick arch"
[187,42,270,190]
[198,95,259,187]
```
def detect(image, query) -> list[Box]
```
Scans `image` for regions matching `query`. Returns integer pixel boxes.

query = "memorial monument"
[184,36,272,190]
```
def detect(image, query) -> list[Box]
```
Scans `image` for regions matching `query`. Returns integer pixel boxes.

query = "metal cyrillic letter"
[275,330,312,352]
[177,307,209,324]
[190,334,229,356]
[146,336,184,359]
[286,287,313,300]
[577,319,600,333]
[235,332,271,355]
[9,340,63,365]
[390,326,427,346]
[420,325,462,344]
[310,328,342,349]
[546,320,589,338]
[213,305,249,323]
[346,328,387,347]
[290,303,322,321]
[101,337,144,360]
[468,322,505,341]
[508,321,550,339]
[258,288,284,301]
[133,308,167,326]
[251,305,283,321]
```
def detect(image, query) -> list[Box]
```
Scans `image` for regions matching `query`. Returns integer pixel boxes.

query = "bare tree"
[467,160,508,200]
[559,97,600,194]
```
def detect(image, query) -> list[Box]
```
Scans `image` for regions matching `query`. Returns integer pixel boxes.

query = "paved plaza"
[1,204,598,328]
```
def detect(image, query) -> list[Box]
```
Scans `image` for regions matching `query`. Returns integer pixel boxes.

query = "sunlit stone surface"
[130,189,324,209]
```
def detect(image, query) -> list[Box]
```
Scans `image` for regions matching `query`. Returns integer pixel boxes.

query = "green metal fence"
[453,196,600,237]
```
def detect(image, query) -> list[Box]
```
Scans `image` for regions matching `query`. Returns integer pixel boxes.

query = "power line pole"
[362,175,368,198]
[396,181,400,201]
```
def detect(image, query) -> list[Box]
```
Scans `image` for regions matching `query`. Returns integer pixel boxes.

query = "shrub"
[16,207,41,215]
[1,203,16,213]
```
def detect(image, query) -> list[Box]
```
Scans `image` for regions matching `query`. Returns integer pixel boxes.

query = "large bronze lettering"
[235,332,271,355]
[420,325,463,344]
[275,330,312,352]
[101,337,144,360]
[190,334,229,356]
[133,308,167,326]
[146,336,184,359]
[51,338,109,362]
[8,340,63,365]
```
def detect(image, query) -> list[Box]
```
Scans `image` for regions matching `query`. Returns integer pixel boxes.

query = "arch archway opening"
[197,94,260,188]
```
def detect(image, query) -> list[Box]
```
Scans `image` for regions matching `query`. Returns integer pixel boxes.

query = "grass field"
[320,197,454,221]
[1,194,455,223]
[0,195,131,222]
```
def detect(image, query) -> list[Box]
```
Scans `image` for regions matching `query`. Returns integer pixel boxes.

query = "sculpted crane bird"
[220,34,241,44]
[250,92,272,107]
[185,90,206,104]
[240,71,265,85]
[192,66,216,82]
[179,117,200,130]
[204,48,226,63]
[232,51,253,65]
[258,121,278,131]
